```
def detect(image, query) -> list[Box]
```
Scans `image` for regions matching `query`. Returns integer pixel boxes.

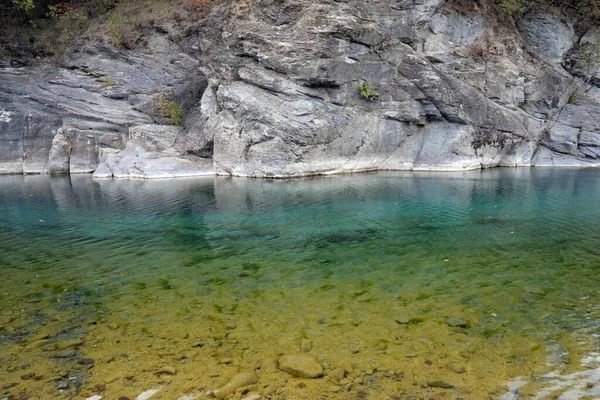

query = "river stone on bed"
[278,354,324,378]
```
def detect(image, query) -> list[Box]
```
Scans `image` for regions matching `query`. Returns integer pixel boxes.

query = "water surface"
[1,169,599,399]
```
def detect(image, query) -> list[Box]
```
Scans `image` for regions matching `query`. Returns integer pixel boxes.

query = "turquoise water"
[1,169,600,399]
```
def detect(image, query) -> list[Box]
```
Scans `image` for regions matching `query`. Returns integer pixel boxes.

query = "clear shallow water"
[1,169,600,399]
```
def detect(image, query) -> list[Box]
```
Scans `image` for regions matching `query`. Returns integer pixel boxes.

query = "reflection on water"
[0,169,599,399]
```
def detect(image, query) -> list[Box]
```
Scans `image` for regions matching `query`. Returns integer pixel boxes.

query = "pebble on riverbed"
[445,362,466,374]
[259,358,278,374]
[53,350,77,358]
[156,365,177,375]
[214,371,259,399]
[525,287,546,296]
[278,354,324,378]
[77,358,95,366]
[444,318,469,328]
[56,338,83,350]
[327,367,346,383]
[300,339,313,353]
[427,378,455,388]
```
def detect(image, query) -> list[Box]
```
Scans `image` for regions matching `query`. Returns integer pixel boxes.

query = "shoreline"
[0,164,599,180]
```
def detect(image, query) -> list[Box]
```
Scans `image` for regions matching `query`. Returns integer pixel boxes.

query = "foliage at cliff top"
[2,0,600,64]
[0,0,221,62]
[496,0,600,22]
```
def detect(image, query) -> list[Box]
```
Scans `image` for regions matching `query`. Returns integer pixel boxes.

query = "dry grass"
[97,0,187,48]
[441,0,488,15]
[467,43,490,59]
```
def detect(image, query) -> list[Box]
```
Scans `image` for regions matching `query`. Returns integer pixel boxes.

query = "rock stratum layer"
[2,0,600,178]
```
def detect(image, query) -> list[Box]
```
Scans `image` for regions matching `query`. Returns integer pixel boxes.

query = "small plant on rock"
[186,0,221,20]
[357,81,378,101]
[467,43,489,59]
[46,3,88,21]
[107,12,129,48]
[99,75,116,89]
[497,0,525,17]
[568,90,579,104]
[155,91,183,126]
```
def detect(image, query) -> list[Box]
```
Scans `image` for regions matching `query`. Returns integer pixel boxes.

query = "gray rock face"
[484,58,525,108]
[424,12,485,61]
[535,86,600,165]
[0,111,27,174]
[23,114,62,174]
[200,2,531,176]
[1,1,600,177]
[429,12,484,46]
[94,125,214,179]
[517,14,576,64]
[0,37,206,177]
[543,122,580,155]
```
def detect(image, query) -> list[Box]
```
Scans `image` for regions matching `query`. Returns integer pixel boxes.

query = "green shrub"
[46,4,88,21]
[44,4,89,50]
[497,0,525,16]
[578,40,600,84]
[496,0,600,23]
[107,12,129,48]
[357,81,378,101]
[568,90,579,104]
[9,0,34,15]
[0,0,34,22]
[156,92,183,126]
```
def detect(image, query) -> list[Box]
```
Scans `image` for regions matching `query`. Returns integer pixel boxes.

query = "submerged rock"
[328,367,346,383]
[278,354,324,378]
[300,339,313,353]
[240,394,261,400]
[56,338,83,350]
[446,362,467,374]
[427,378,455,388]
[53,350,77,358]
[156,365,177,375]
[214,372,259,399]
[445,318,469,328]
[260,358,279,374]
[525,287,546,296]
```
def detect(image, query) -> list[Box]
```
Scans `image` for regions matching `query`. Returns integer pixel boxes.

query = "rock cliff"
[2,0,600,178]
